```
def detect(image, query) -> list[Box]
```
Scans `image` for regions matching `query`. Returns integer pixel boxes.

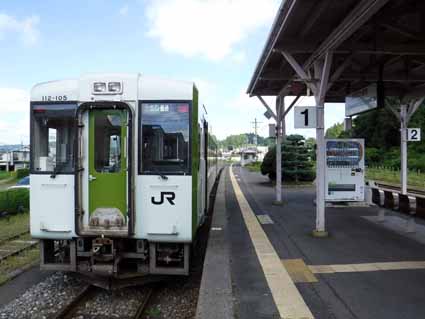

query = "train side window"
[31,103,76,174]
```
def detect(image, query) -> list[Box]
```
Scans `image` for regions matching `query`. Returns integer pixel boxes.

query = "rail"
[0,232,38,263]
[52,284,155,319]
[368,180,425,232]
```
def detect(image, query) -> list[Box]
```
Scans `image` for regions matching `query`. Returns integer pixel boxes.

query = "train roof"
[31,73,197,102]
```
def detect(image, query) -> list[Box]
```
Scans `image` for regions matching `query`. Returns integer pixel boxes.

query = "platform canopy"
[247,0,425,102]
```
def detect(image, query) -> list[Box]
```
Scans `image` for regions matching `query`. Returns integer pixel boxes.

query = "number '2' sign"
[294,106,317,128]
[407,128,421,142]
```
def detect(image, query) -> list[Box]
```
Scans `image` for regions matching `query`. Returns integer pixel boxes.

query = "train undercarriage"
[39,238,190,289]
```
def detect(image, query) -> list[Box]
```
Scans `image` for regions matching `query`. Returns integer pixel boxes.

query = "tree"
[219,133,271,149]
[325,123,344,138]
[261,134,315,182]
[348,99,425,170]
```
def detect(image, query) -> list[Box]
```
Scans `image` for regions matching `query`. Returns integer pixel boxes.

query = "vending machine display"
[325,139,365,201]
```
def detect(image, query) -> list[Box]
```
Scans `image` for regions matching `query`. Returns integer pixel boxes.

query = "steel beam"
[306,0,390,67]
[281,51,317,94]
[256,96,277,120]
[407,98,425,122]
[381,23,423,40]
[274,43,425,55]
[282,95,301,119]
[247,0,298,95]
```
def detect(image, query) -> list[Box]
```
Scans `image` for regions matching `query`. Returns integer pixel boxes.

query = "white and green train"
[29,73,222,287]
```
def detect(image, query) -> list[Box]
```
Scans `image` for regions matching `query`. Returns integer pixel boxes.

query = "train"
[29,73,222,288]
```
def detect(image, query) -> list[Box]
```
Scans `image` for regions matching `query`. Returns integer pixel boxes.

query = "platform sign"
[345,83,382,116]
[294,106,317,128]
[263,110,273,120]
[407,128,421,141]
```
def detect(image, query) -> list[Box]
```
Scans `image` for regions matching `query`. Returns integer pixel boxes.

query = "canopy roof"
[247,0,425,102]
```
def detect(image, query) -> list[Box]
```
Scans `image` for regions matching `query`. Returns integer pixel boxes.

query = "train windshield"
[140,102,190,174]
[31,104,76,174]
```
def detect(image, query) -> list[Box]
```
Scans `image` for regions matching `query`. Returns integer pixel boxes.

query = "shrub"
[365,147,383,166]
[0,188,29,214]
[16,168,29,179]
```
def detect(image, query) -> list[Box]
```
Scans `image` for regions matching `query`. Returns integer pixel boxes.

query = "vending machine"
[325,139,365,202]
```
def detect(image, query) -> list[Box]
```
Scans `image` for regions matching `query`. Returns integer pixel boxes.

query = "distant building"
[239,146,268,167]
[240,149,257,167]
[0,146,30,171]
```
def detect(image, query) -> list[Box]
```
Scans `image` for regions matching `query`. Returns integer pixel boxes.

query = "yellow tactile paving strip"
[309,261,425,274]
[282,259,318,283]
[229,166,314,319]
[257,214,274,224]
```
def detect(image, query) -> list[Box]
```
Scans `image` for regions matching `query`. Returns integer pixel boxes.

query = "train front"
[29,74,200,288]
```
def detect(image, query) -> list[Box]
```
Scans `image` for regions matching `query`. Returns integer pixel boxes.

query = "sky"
[0,0,345,145]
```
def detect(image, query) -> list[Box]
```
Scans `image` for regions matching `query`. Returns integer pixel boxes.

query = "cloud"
[119,5,129,16]
[205,90,276,139]
[229,90,276,112]
[0,13,40,45]
[231,51,247,64]
[145,0,279,61]
[0,88,30,144]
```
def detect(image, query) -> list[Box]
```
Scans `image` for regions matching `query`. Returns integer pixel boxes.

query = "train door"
[88,109,128,232]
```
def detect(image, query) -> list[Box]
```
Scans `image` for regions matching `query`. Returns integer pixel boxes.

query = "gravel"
[71,287,151,318]
[143,278,200,319]
[0,273,202,319]
[0,272,85,319]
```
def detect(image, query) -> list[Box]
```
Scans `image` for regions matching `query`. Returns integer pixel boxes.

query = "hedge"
[0,188,29,214]
[15,168,29,179]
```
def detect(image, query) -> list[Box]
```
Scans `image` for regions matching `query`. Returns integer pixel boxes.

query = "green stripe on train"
[192,86,199,237]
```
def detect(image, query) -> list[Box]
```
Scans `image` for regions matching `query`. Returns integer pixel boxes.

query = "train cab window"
[140,102,190,174]
[31,104,76,174]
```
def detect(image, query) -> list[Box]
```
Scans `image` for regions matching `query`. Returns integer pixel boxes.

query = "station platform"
[196,165,425,319]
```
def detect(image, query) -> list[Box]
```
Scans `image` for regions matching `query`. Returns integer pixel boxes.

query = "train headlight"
[93,82,106,93]
[108,82,122,93]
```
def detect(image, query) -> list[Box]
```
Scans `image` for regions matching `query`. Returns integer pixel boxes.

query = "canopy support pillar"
[280,50,333,235]
[399,98,424,195]
[274,95,284,205]
[313,51,333,236]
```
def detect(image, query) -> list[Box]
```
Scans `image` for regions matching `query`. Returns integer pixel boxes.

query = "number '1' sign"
[294,106,317,128]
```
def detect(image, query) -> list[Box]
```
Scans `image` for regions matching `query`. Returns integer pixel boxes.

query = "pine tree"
[260,134,315,182]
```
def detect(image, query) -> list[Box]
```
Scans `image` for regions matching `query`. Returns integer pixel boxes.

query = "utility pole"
[251,118,262,158]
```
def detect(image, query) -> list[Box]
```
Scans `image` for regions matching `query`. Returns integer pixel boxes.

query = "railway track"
[52,285,155,319]
[373,181,425,197]
[0,232,37,263]
[0,229,30,246]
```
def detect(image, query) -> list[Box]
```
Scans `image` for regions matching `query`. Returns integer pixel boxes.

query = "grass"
[0,213,29,242]
[0,171,12,181]
[0,171,15,183]
[0,247,39,286]
[0,214,38,286]
[366,166,425,190]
